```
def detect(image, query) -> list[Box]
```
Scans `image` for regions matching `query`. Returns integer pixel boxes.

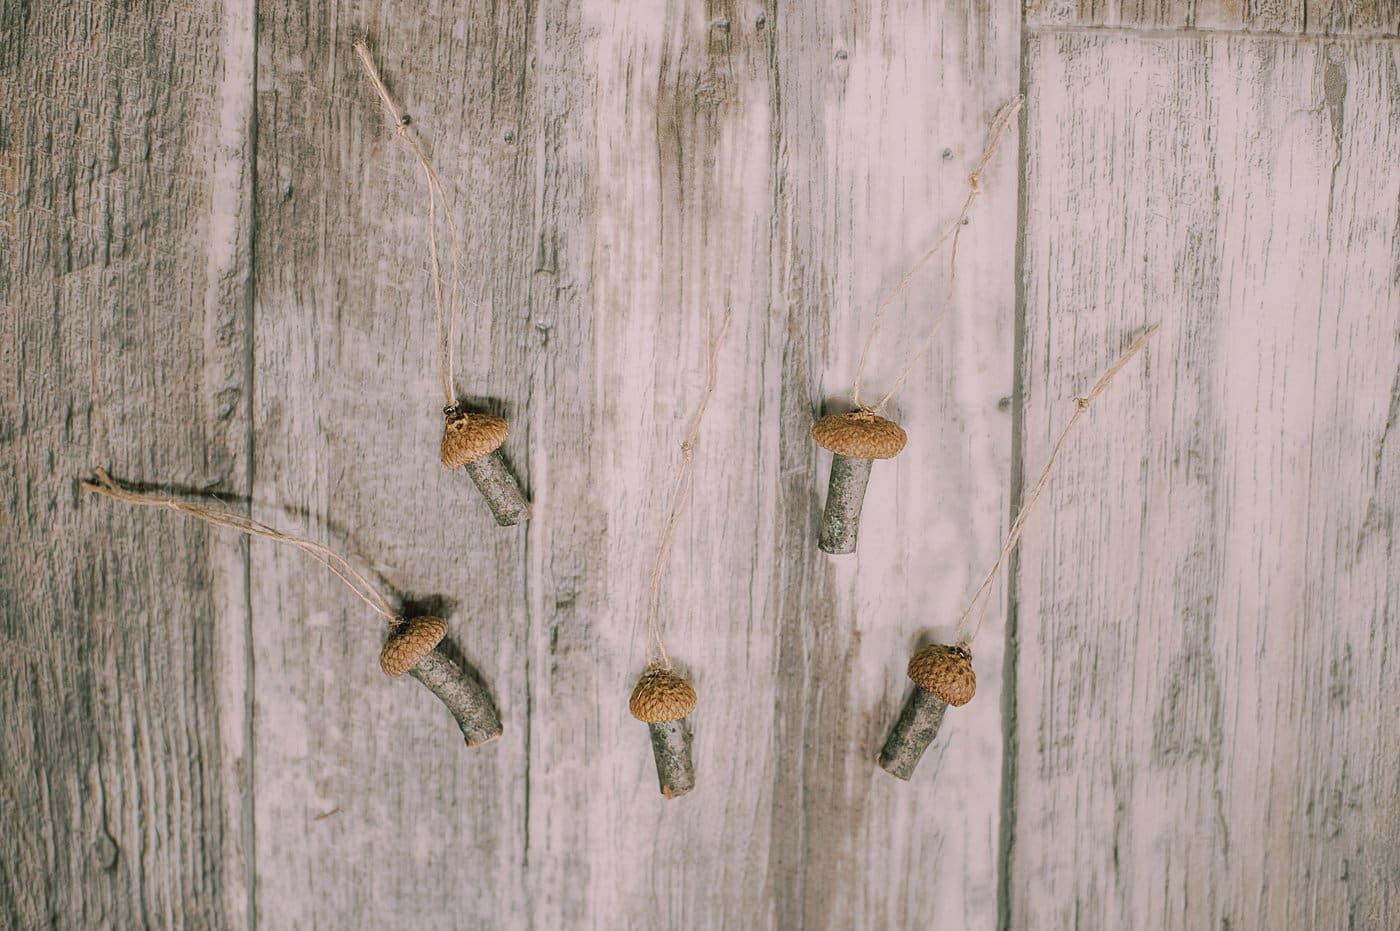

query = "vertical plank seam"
[242,3,261,927]
[996,20,1033,931]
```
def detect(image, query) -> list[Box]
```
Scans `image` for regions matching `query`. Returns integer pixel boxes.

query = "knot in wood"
[629,666,697,723]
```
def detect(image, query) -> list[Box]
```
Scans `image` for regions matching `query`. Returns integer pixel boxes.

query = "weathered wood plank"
[250,0,1018,926]
[1012,33,1400,930]
[769,1,1020,928]
[249,2,534,927]
[520,5,781,926]
[1024,0,1399,35]
[0,2,254,928]
[505,1,1020,926]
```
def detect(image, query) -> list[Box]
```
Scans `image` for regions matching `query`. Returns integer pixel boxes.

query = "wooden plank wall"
[2,2,1395,930]
[1013,31,1400,931]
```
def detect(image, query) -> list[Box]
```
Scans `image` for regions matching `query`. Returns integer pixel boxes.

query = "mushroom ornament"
[629,665,698,799]
[381,616,503,746]
[811,410,907,554]
[877,643,975,780]
[440,407,530,526]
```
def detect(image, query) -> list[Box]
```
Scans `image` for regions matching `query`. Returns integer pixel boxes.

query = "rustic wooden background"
[2,0,1397,928]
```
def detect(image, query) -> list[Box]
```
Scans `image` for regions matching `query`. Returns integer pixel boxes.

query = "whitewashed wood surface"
[1013,33,1400,930]
[1,2,1395,930]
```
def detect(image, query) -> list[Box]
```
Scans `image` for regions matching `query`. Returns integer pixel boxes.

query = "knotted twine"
[354,40,462,409]
[643,310,735,671]
[952,324,1160,648]
[850,96,1024,414]
[82,468,400,626]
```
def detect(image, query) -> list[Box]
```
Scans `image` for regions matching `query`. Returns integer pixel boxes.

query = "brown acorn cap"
[628,665,698,723]
[810,410,907,460]
[440,408,509,468]
[379,616,448,677]
[907,643,976,706]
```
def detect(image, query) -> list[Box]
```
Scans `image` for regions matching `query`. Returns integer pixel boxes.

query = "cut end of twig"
[465,730,503,748]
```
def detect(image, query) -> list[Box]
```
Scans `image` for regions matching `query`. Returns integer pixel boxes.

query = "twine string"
[82,469,399,625]
[644,309,735,670]
[954,324,1160,647]
[354,40,462,409]
[850,96,1024,414]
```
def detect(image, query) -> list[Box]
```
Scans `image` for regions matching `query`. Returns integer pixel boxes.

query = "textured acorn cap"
[379,616,448,677]
[628,666,698,723]
[907,643,976,706]
[811,411,907,460]
[440,409,509,468]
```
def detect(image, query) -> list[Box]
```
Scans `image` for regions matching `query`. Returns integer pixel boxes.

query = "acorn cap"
[907,643,976,706]
[811,411,907,460]
[440,409,509,468]
[379,616,448,677]
[628,665,698,723]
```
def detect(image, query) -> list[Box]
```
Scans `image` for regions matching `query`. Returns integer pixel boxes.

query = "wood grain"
[769,1,1019,929]
[9,2,1398,929]
[1011,32,1400,931]
[1024,0,1399,35]
[0,2,254,928]
[248,0,1017,927]
[249,1,535,927]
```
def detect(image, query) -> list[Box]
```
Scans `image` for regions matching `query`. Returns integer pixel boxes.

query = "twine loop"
[849,96,1024,413]
[354,40,463,410]
[644,310,735,669]
[83,468,400,626]
[952,324,1159,646]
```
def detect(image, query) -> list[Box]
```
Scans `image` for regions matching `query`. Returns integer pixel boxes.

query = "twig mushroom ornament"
[629,666,698,799]
[877,324,1159,780]
[439,408,528,526]
[354,40,530,526]
[812,97,1023,556]
[81,468,503,748]
[878,644,975,780]
[811,411,907,554]
[381,616,502,746]
[626,310,733,800]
